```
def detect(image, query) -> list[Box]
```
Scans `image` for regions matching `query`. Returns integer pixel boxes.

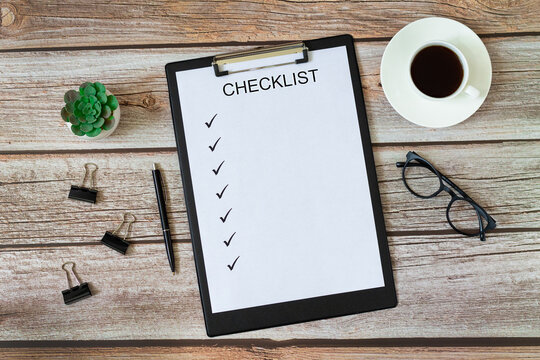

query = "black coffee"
[410,45,464,98]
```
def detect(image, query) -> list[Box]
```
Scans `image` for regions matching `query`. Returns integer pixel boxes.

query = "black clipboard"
[165,35,397,337]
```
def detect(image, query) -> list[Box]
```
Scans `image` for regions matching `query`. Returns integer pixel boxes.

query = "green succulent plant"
[61,82,119,137]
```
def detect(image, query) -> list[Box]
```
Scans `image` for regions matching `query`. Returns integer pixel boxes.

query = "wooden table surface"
[1,0,539,358]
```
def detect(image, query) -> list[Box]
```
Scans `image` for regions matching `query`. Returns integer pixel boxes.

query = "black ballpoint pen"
[152,163,175,273]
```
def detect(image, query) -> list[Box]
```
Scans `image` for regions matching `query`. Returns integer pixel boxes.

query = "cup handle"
[464,85,480,98]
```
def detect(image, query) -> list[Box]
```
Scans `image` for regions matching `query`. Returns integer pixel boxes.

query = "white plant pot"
[65,90,121,140]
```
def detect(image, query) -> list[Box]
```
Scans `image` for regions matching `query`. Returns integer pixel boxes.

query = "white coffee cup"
[408,40,480,100]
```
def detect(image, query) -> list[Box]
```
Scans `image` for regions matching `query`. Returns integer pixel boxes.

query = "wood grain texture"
[0,230,538,340]
[1,346,540,359]
[1,0,539,348]
[1,142,538,246]
[0,0,539,50]
[0,37,539,152]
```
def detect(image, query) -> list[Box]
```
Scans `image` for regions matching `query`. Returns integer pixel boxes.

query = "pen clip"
[162,176,167,204]
[153,163,167,203]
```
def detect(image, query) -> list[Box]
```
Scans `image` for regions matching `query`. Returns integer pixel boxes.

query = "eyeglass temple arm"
[439,173,471,198]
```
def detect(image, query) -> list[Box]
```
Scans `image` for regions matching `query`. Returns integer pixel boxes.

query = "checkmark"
[205,114,217,128]
[227,256,240,271]
[220,208,232,223]
[223,232,236,247]
[212,160,224,175]
[216,184,228,199]
[208,137,221,152]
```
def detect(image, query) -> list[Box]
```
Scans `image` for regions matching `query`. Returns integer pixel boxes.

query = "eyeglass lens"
[447,198,487,235]
[403,160,441,197]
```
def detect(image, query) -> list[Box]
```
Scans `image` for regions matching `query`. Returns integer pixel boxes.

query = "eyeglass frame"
[396,151,496,241]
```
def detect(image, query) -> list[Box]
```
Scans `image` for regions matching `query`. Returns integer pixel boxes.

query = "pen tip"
[153,163,157,170]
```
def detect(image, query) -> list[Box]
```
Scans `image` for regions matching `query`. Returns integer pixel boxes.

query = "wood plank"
[0,231,538,340]
[0,37,538,151]
[0,142,538,246]
[0,0,538,50]
[1,346,540,359]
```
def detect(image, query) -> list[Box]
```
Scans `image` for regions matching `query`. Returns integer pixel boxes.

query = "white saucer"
[380,17,492,128]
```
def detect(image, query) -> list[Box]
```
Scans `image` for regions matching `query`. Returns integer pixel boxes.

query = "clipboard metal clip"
[213,42,309,77]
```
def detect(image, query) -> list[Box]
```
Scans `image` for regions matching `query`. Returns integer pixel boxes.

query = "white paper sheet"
[176,46,385,313]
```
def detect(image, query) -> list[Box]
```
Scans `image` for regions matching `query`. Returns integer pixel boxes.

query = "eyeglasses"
[396,151,496,241]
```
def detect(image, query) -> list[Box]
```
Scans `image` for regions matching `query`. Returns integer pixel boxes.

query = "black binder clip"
[61,262,92,305]
[101,213,136,255]
[68,163,98,203]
